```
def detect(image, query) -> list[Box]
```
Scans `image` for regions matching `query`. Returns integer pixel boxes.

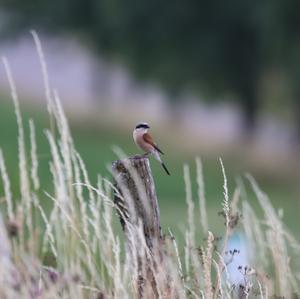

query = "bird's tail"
[153,150,170,175]
[161,162,170,176]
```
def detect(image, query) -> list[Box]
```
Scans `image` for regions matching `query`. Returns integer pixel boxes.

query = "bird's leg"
[133,152,151,159]
[132,154,144,159]
[132,153,150,159]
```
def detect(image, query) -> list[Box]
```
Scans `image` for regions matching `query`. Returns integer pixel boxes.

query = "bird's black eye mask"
[135,124,150,129]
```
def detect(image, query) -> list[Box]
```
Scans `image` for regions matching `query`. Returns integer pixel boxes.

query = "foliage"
[2,0,300,132]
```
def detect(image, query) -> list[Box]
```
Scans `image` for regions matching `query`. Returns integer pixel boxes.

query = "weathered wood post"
[112,155,163,298]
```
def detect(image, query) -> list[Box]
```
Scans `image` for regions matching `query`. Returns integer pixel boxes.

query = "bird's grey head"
[135,122,150,130]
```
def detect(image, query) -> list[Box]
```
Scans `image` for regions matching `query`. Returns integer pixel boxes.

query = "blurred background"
[0,1,299,239]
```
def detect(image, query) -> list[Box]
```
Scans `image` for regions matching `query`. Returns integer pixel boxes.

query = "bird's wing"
[143,133,164,154]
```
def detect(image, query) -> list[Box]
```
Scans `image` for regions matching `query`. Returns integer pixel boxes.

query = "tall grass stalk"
[2,57,33,246]
[196,157,208,234]
[0,149,13,220]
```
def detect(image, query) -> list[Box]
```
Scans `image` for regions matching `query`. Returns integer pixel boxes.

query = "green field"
[0,95,299,242]
[0,94,299,298]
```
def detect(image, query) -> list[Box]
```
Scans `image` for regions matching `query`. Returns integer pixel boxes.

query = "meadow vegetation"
[0,35,300,298]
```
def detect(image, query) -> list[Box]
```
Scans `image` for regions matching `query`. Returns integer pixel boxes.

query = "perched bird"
[133,122,170,175]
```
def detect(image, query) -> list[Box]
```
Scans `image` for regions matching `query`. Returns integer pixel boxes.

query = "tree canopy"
[1,0,300,134]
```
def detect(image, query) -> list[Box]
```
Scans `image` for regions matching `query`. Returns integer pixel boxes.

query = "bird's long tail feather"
[153,150,170,175]
[161,162,170,175]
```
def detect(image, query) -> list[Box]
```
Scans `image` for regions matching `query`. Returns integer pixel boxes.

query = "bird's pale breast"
[133,130,154,153]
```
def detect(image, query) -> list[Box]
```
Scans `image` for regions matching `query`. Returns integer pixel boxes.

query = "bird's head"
[134,122,150,133]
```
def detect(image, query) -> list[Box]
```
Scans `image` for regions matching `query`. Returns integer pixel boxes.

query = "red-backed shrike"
[133,122,170,175]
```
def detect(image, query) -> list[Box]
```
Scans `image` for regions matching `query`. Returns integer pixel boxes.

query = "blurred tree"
[1,0,296,137]
[275,0,300,142]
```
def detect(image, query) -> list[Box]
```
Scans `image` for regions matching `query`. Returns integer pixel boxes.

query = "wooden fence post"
[112,155,163,298]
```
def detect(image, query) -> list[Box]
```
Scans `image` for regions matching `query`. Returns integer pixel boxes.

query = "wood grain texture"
[112,155,164,298]
[112,155,162,248]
